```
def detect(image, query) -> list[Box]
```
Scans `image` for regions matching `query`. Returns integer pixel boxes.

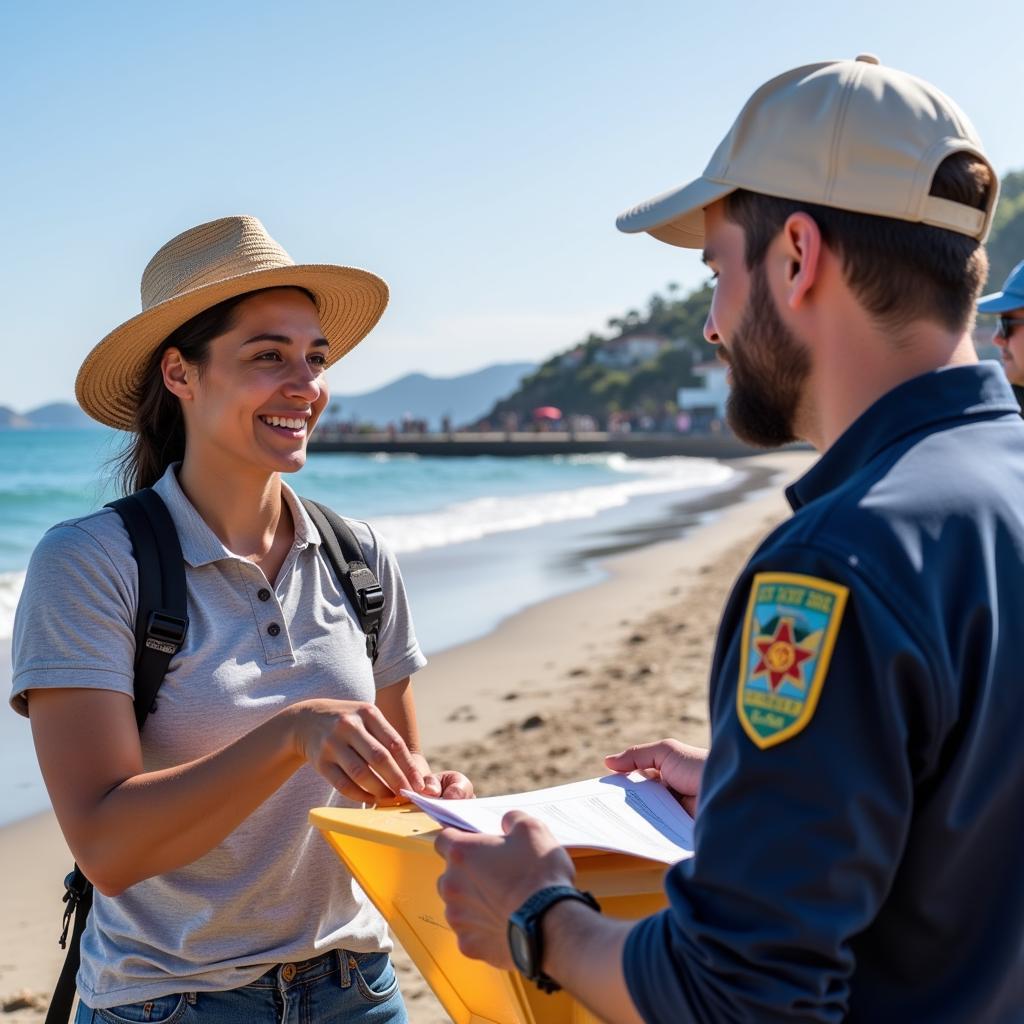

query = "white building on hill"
[677,361,729,421]
[593,333,668,368]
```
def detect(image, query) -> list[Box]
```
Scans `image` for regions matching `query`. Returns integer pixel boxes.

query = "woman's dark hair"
[111,286,319,494]
[112,293,249,494]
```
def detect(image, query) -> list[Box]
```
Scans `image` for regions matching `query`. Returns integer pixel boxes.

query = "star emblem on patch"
[751,618,814,691]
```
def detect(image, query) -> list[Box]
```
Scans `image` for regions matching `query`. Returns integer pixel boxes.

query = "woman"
[10,216,471,1023]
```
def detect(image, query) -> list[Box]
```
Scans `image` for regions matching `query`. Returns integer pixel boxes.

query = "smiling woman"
[10,216,472,1024]
[159,288,331,495]
[112,285,329,494]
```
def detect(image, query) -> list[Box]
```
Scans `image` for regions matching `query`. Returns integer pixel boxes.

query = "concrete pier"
[308,430,769,459]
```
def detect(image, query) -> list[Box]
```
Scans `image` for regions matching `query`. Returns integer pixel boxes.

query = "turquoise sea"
[1,428,738,824]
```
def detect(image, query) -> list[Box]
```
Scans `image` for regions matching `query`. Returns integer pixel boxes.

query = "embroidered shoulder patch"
[737,572,849,750]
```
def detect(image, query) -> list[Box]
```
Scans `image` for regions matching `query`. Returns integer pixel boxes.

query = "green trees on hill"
[482,169,1024,428]
[484,286,717,427]
[987,171,1024,288]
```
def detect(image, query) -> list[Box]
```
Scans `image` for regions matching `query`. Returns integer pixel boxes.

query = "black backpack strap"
[46,489,188,1024]
[300,498,384,663]
[45,869,91,1024]
[108,489,189,729]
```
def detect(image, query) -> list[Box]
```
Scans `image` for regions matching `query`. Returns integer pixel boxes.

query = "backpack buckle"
[63,869,89,902]
[357,584,385,616]
[348,565,384,616]
[145,611,189,655]
[59,869,90,948]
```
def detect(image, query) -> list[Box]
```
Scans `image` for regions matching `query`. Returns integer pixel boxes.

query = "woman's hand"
[413,756,475,800]
[427,770,474,799]
[370,680,474,801]
[289,698,430,804]
[604,738,708,816]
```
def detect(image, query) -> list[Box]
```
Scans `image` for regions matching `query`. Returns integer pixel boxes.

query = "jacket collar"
[787,362,1019,511]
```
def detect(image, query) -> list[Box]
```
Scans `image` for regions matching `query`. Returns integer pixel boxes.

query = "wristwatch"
[507,885,601,993]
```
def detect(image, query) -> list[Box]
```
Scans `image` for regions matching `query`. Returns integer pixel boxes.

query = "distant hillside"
[0,406,31,429]
[0,401,97,429]
[24,402,95,428]
[481,286,714,427]
[326,363,536,429]
[0,366,536,432]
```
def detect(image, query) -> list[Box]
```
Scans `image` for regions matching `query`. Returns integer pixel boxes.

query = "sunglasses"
[997,316,1024,338]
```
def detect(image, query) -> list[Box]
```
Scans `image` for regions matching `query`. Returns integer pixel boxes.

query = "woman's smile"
[258,413,311,436]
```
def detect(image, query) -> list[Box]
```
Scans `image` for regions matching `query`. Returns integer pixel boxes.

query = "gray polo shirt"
[11,465,427,1008]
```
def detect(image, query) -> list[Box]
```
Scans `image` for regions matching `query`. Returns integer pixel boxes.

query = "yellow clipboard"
[310,806,669,1024]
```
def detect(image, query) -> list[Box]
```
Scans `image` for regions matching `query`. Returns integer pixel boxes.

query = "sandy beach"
[0,449,814,1022]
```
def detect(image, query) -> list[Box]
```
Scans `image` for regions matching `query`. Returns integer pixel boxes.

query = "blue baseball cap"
[978,260,1024,314]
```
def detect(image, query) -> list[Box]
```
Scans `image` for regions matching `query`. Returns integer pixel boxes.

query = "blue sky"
[3,1,1022,410]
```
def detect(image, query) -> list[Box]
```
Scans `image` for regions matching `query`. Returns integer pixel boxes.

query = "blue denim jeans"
[74,950,407,1024]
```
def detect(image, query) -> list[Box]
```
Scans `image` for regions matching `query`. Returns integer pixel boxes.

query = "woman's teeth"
[261,416,306,430]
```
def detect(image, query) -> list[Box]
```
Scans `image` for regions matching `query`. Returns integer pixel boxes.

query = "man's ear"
[161,348,194,402]
[778,212,823,311]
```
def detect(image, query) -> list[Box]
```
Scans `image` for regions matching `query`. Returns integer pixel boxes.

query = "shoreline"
[400,451,777,661]
[411,450,808,755]
[0,449,815,1021]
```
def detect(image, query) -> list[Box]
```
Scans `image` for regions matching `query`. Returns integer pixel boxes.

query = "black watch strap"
[508,885,602,994]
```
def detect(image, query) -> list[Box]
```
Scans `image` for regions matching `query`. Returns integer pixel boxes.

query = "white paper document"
[402,772,694,864]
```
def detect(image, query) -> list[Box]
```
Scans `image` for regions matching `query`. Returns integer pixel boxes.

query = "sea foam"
[0,571,25,641]
[373,456,734,553]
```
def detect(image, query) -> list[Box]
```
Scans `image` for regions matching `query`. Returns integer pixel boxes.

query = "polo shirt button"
[267,623,281,637]
[257,588,271,602]
[281,963,296,982]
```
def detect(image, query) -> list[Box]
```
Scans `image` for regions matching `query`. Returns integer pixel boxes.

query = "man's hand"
[435,811,575,967]
[605,738,708,816]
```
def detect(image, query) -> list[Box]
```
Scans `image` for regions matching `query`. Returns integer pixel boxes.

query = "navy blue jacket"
[624,363,1024,1022]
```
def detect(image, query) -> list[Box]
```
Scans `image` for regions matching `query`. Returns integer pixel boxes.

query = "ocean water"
[0,430,735,637]
[0,429,737,824]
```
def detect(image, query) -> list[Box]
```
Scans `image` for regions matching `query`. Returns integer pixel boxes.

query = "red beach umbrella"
[532,406,563,420]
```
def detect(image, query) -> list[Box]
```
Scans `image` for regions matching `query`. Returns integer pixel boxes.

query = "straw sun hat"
[75,215,389,430]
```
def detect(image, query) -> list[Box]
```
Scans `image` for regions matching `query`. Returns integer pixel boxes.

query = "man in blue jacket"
[435,56,1024,1022]
[978,259,1024,407]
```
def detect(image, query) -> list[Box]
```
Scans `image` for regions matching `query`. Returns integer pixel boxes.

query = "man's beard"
[724,261,810,448]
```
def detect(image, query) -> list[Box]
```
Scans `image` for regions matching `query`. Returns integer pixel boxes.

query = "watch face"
[507,921,534,975]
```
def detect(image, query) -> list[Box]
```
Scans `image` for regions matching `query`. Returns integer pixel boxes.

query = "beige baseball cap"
[616,54,998,249]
